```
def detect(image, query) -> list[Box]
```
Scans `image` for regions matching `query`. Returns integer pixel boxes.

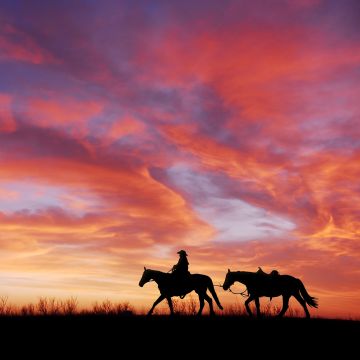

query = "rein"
[148,268,173,282]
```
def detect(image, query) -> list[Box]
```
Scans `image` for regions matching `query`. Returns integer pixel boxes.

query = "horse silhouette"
[139,267,223,316]
[223,269,318,318]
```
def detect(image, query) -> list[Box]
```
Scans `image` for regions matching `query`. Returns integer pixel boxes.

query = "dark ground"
[1,315,358,356]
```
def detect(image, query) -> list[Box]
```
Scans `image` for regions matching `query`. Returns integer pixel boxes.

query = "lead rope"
[214,283,249,297]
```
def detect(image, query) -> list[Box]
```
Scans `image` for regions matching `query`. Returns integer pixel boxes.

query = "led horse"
[223,269,318,318]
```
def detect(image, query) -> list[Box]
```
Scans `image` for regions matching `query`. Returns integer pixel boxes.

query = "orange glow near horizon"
[0,1,359,318]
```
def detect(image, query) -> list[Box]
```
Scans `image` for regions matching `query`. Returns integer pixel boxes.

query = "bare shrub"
[184,295,197,315]
[20,303,36,316]
[92,299,112,315]
[286,306,302,318]
[0,296,15,316]
[114,301,134,315]
[0,296,9,315]
[60,297,78,315]
[37,297,62,315]
[90,299,134,315]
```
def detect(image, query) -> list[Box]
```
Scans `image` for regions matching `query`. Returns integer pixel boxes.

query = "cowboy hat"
[177,250,188,256]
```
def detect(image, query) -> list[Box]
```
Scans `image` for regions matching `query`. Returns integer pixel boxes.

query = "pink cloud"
[0,93,16,132]
[0,24,58,65]
[110,116,145,139]
[28,98,103,125]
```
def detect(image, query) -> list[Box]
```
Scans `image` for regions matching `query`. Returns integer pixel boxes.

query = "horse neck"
[234,271,253,285]
[149,270,167,284]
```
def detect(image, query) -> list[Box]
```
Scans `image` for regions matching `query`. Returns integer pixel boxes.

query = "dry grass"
[225,302,304,317]
[0,295,306,318]
[0,296,14,316]
[89,299,134,315]
[0,296,133,316]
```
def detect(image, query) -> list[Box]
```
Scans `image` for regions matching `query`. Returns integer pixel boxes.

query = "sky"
[0,0,359,318]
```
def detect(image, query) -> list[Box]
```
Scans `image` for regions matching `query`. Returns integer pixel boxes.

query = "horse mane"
[146,268,171,277]
[234,271,255,276]
[146,268,161,274]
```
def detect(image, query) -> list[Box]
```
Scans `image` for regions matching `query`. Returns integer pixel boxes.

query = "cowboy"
[172,250,190,277]
[171,250,190,297]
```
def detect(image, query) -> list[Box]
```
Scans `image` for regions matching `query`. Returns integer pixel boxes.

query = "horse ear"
[144,266,146,270]
[228,269,230,273]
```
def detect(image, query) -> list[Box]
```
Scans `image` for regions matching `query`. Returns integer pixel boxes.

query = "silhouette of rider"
[171,250,190,295]
[172,250,190,277]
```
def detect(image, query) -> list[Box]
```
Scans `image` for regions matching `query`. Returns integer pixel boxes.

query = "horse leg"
[166,296,174,316]
[197,293,205,316]
[293,292,310,319]
[147,294,165,316]
[255,297,261,317]
[245,295,255,317]
[204,293,215,316]
[277,295,290,317]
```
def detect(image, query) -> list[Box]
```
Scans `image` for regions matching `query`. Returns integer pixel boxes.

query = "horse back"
[159,273,210,296]
[247,273,300,295]
[278,274,299,283]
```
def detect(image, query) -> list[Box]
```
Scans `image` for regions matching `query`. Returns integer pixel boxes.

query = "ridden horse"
[139,267,223,316]
[223,269,318,318]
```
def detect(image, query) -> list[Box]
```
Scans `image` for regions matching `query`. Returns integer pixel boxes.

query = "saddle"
[257,267,280,300]
[257,267,280,277]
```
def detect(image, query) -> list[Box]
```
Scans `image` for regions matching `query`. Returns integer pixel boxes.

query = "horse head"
[139,267,152,287]
[223,269,235,291]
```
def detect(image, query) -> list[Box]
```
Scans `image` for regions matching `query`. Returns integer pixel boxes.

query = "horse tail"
[298,280,318,308]
[207,278,223,310]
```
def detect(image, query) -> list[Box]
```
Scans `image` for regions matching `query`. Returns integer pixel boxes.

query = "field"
[0,308,358,356]
[0,297,358,355]
[0,315,358,356]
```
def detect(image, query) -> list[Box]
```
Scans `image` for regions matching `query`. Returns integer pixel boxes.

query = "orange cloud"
[0,153,214,246]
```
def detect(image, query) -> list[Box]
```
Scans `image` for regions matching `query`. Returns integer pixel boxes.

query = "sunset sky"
[0,0,359,318]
